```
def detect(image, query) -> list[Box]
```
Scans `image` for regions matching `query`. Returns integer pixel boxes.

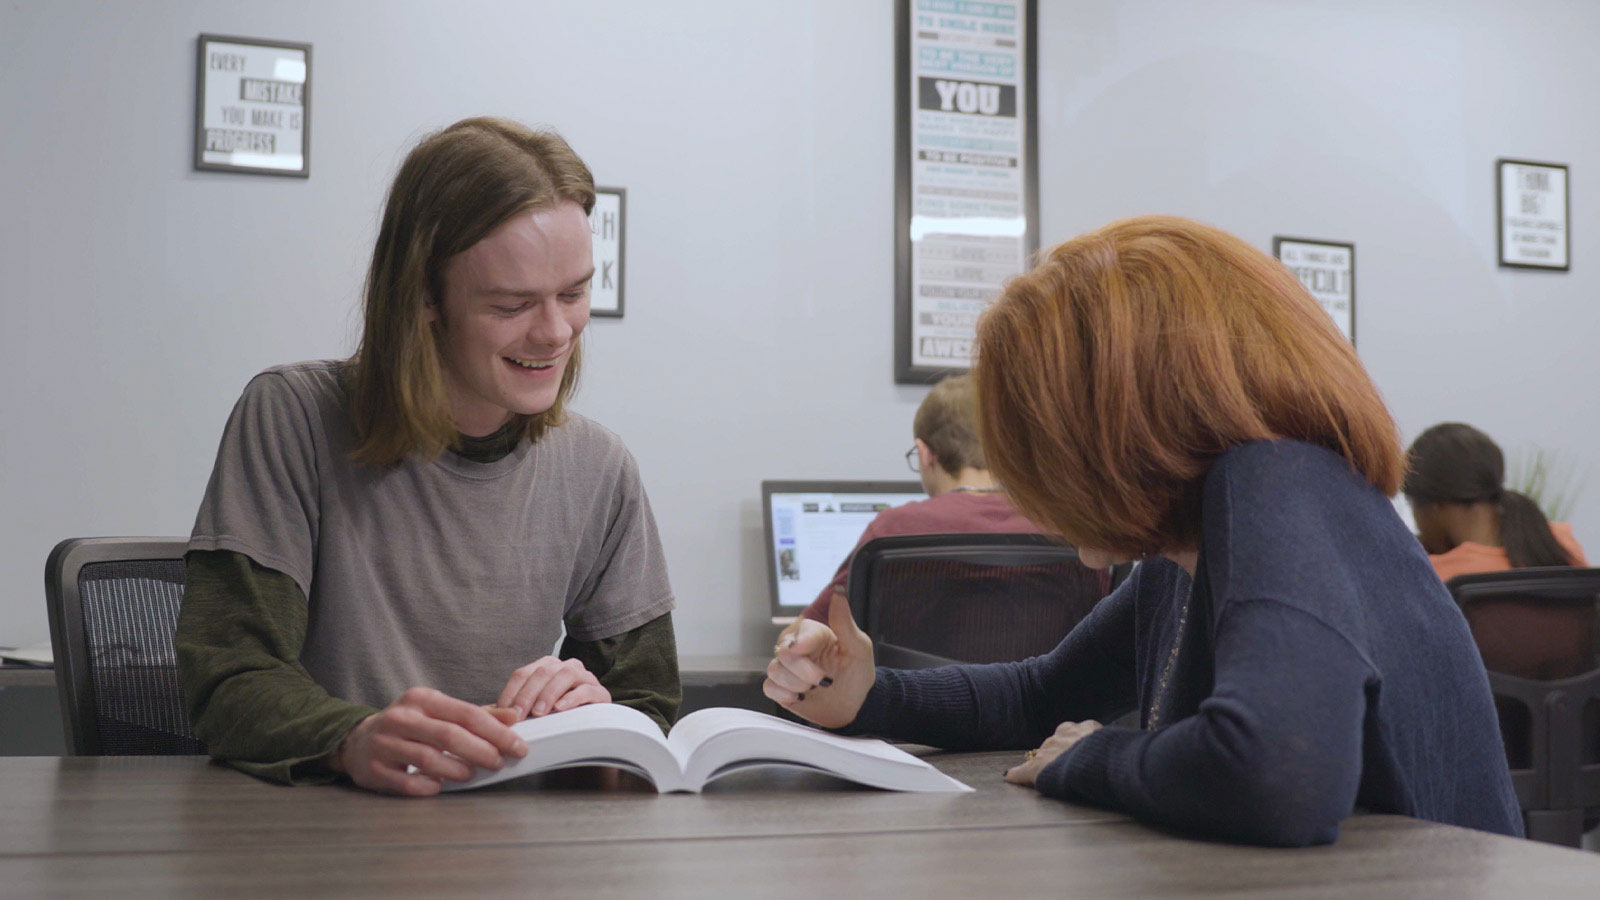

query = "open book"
[440,704,971,793]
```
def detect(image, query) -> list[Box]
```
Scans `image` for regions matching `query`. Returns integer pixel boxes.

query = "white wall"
[3,0,1596,657]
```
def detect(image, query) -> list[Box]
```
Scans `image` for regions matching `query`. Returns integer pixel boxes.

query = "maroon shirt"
[799,490,1043,622]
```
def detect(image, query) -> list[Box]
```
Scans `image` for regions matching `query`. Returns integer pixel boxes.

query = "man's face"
[429,201,593,436]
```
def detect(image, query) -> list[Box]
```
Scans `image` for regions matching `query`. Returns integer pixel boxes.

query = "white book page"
[442,703,682,792]
[667,708,916,764]
[669,708,971,792]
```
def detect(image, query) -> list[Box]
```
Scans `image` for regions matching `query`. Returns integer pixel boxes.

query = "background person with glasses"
[786,374,1045,629]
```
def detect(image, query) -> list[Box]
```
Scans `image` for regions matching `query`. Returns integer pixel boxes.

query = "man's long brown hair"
[346,117,595,466]
[974,215,1402,555]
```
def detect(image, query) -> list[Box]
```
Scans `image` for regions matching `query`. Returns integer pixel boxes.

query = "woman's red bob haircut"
[974,215,1402,556]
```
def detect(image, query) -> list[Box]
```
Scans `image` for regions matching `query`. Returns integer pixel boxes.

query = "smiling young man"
[176,118,679,795]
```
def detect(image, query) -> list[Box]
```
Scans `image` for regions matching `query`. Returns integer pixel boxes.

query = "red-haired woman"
[767,216,1521,846]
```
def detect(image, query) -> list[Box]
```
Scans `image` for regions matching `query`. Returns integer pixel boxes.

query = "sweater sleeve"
[1037,597,1370,847]
[175,549,379,785]
[841,572,1138,749]
[559,612,681,734]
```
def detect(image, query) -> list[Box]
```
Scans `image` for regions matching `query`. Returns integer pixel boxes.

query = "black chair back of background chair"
[845,533,1120,669]
[45,537,206,756]
[1446,567,1600,846]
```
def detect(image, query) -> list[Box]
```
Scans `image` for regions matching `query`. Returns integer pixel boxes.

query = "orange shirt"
[1429,522,1589,584]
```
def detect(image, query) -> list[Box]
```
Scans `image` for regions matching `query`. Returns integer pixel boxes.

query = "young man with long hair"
[178,118,678,795]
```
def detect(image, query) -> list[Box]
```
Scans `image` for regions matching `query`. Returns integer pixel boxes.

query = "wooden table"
[2,751,1597,898]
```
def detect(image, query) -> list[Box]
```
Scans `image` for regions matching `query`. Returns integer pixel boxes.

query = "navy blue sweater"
[847,440,1523,846]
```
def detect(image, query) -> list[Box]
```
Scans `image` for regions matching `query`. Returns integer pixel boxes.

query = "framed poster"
[1274,237,1355,345]
[895,0,1039,384]
[1497,159,1569,270]
[589,186,625,318]
[194,34,311,177]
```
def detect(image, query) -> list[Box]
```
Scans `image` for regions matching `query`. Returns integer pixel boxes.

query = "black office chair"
[845,533,1123,669]
[45,537,206,756]
[1446,567,1600,846]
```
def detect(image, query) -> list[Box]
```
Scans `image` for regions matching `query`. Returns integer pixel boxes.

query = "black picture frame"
[1273,236,1356,346]
[589,186,626,319]
[1496,158,1570,271]
[894,0,1039,384]
[193,33,312,178]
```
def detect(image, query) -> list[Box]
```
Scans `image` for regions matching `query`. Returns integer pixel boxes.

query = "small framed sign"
[194,34,311,177]
[589,187,625,318]
[1497,159,1569,270]
[1274,237,1355,345]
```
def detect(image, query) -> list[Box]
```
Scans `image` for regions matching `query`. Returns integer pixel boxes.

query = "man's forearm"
[177,549,378,783]
[560,612,681,733]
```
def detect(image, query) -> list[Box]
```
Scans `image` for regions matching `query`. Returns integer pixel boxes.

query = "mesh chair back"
[1445,567,1600,845]
[46,538,205,755]
[847,534,1114,667]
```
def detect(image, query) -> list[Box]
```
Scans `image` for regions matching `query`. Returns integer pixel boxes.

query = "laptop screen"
[762,480,927,619]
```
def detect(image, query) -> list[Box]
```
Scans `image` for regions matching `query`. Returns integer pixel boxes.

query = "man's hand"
[764,590,875,729]
[329,687,528,796]
[1003,720,1103,788]
[497,656,611,720]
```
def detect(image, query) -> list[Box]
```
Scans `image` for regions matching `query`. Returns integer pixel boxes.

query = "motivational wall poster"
[194,34,311,176]
[896,0,1038,383]
[1275,237,1355,345]
[589,187,625,318]
[1497,159,1569,270]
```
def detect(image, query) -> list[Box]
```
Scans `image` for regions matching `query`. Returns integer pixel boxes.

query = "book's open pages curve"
[441,704,686,792]
[670,708,972,793]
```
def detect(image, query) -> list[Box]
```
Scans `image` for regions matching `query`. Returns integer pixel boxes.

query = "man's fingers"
[509,670,559,717]
[496,672,531,710]
[411,691,527,758]
[552,683,608,712]
[528,669,584,716]
[388,713,505,772]
[482,705,521,726]
[374,733,476,783]
[367,759,444,797]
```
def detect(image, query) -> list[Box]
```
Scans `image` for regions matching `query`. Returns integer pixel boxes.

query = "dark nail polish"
[820,677,834,687]
[796,693,806,702]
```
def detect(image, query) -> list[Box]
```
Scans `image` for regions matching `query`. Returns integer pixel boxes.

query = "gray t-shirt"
[189,360,675,708]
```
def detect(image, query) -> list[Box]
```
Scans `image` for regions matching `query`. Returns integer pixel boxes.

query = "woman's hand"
[764,590,876,729]
[329,687,528,796]
[1003,720,1103,788]
[497,656,611,720]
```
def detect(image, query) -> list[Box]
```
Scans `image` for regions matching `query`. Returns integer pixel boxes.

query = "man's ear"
[915,438,938,474]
